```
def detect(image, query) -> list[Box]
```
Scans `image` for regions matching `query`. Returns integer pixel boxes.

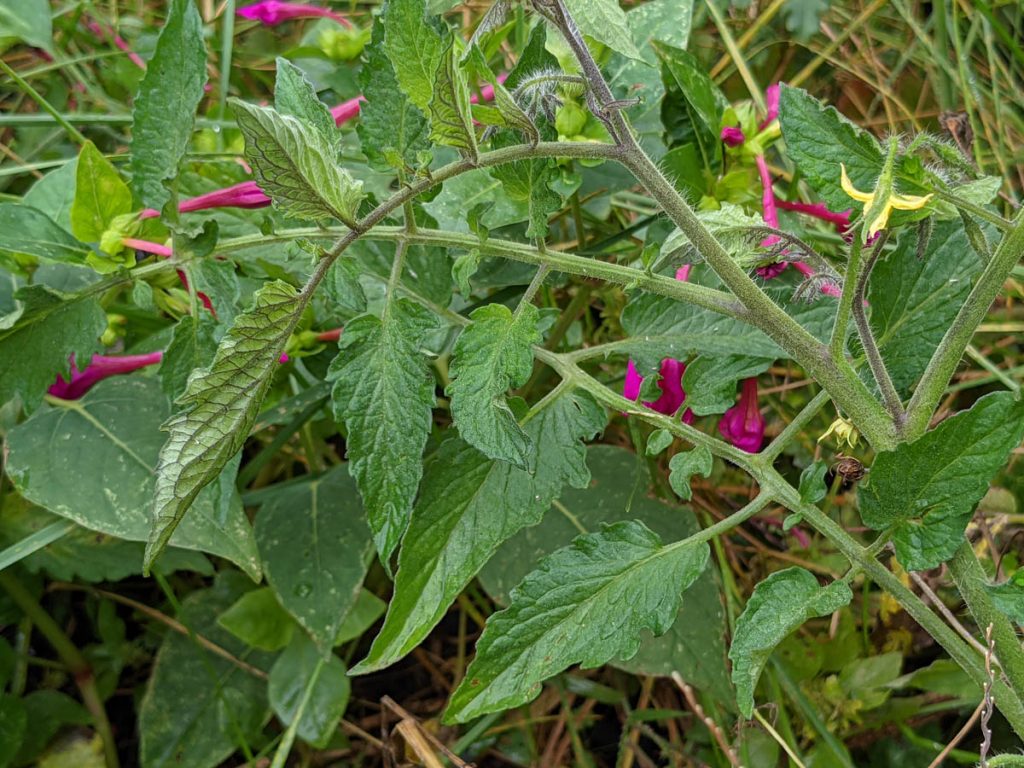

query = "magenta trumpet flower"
[718,378,765,453]
[139,181,272,221]
[49,353,165,399]
[237,1,351,27]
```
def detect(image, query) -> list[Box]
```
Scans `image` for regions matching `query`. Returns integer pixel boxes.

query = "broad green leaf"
[622,271,836,368]
[987,570,1024,625]
[730,567,853,717]
[0,285,105,411]
[0,205,91,264]
[778,84,883,212]
[479,445,732,701]
[129,0,207,213]
[139,573,272,768]
[564,0,642,60]
[5,377,261,578]
[254,466,375,652]
[681,355,772,416]
[334,590,387,645]
[0,0,50,52]
[668,446,713,501]
[328,299,438,568]
[145,281,304,571]
[607,0,694,151]
[383,0,443,113]
[351,388,605,673]
[653,42,726,140]
[273,58,338,147]
[866,221,983,396]
[428,36,478,159]
[0,495,210,583]
[70,141,133,243]
[22,158,77,230]
[858,391,1024,571]
[446,519,709,722]
[423,169,530,231]
[231,100,364,225]
[159,314,218,402]
[448,303,542,469]
[0,694,26,768]
[358,16,430,171]
[218,587,296,651]
[268,635,350,748]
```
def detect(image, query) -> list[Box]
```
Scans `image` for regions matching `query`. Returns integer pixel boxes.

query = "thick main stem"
[905,207,1024,439]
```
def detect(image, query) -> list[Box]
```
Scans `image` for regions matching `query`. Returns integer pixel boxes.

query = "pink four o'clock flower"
[138,181,272,221]
[49,352,165,399]
[718,377,765,453]
[237,1,351,27]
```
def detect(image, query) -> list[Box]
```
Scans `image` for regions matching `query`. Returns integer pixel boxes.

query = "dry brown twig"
[671,671,742,768]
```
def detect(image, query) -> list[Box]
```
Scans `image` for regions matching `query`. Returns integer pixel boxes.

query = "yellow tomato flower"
[840,163,933,239]
[818,415,860,450]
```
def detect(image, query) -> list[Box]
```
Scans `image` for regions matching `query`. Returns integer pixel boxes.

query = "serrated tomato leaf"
[858,391,1024,571]
[351,388,605,674]
[446,520,709,722]
[730,567,853,717]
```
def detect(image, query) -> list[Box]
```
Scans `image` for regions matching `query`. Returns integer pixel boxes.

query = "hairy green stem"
[618,148,898,449]
[830,229,863,362]
[760,389,832,464]
[217,227,742,319]
[851,232,905,426]
[948,543,1024,701]
[905,207,1024,439]
[0,571,120,768]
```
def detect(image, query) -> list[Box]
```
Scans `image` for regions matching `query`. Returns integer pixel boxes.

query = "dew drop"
[293,582,313,598]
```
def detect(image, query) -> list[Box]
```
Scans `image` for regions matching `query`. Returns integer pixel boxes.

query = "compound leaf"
[383,0,443,113]
[351,388,605,674]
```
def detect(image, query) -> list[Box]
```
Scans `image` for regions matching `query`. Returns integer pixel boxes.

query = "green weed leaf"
[428,36,478,160]
[0,285,105,411]
[564,0,642,60]
[358,17,430,171]
[254,466,375,652]
[351,388,605,674]
[268,635,350,748]
[778,84,883,211]
[129,0,208,213]
[668,446,713,501]
[6,378,261,578]
[70,141,133,244]
[217,587,296,651]
[0,205,91,265]
[383,0,443,113]
[273,58,338,147]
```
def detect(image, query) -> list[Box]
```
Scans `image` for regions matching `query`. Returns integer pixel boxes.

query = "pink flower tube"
[718,377,765,453]
[138,181,272,221]
[49,352,164,399]
[237,1,351,27]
